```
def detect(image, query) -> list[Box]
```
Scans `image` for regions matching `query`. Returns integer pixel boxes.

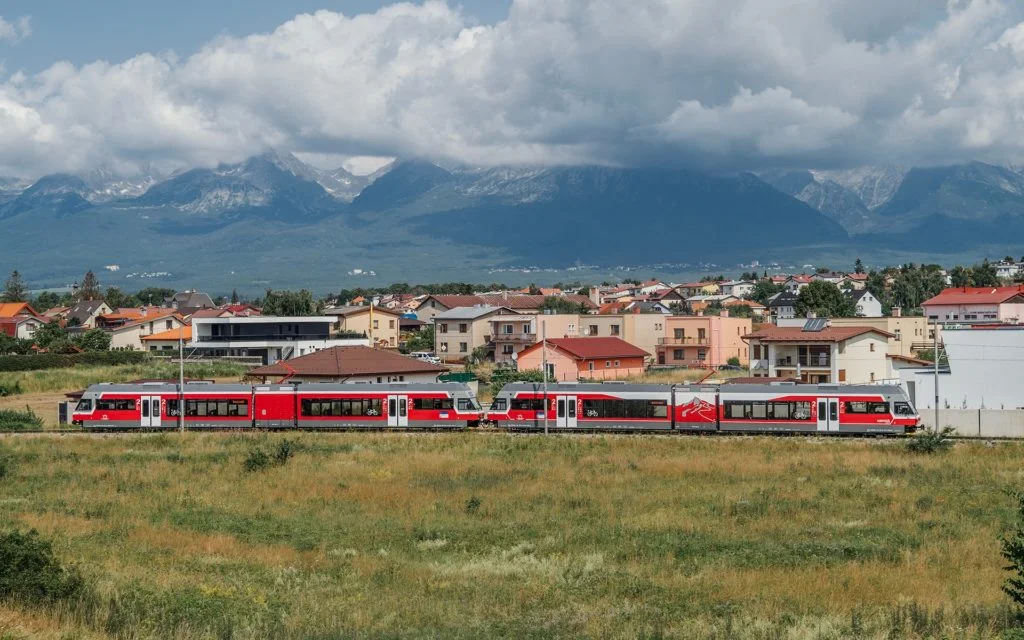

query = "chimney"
[721,309,730,318]
[892,306,902,317]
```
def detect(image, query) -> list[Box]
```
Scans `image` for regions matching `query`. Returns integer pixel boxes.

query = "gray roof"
[168,291,215,311]
[432,305,510,320]
[67,300,108,324]
[845,288,870,302]
[82,382,473,396]
[767,292,798,308]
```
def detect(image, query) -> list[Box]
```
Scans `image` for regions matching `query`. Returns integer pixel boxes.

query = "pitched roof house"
[744,323,893,384]
[415,294,596,322]
[247,345,447,383]
[845,289,883,317]
[66,300,114,328]
[921,286,1024,323]
[167,290,216,315]
[0,302,40,318]
[516,337,649,382]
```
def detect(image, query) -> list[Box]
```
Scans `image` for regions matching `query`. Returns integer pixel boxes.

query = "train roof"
[496,382,907,395]
[82,382,474,395]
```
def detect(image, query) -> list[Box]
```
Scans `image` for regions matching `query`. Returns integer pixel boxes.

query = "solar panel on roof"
[803,317,828,332]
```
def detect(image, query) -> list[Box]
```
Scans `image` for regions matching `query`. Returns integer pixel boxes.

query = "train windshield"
[457,397,482,411]
[75,399,93,412]
[893,402,914,416]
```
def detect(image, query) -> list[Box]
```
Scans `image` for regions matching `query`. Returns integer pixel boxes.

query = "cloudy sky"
[2,0,1024,177]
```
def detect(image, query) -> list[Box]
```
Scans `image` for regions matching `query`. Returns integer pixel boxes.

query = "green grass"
[0,434,1022,638]
[0,361,250,395]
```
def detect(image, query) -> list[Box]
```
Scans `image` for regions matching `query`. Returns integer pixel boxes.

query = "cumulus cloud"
[0,15,31,43]
[3,0,1024,177]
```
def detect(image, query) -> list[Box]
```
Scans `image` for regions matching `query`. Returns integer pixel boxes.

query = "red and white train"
[487,382,919,435]
[72,382,483,430]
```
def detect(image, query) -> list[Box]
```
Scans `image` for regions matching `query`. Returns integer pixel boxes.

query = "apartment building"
[433,306,514,362]
[745,322,892,384]
[656,315,752,368]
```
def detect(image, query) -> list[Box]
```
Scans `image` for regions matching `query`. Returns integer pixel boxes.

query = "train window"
[414,398,455,411]
[457,398,479,411]
[184,399,249,417]
[491,398,507,411]
[75,399,93,412]
[96,399,136,411]
[725,402,747,419]
[769,402,790,419]
[167,400,179,417]
[844,401,890,414]
[141,401,149,418]
[894,402,913,416]
[751,402,767,419]
[510,398,545,411]
[557,399,566,418]
[302,398,383,417]
[582,399,668,419]
[728,401,812,421]
[792,402,812,420]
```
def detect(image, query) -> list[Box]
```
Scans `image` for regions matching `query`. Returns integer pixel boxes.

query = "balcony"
[493,333,537,344]
[195,333,331,342]
[776,355,831,368]
[658,337,710,346]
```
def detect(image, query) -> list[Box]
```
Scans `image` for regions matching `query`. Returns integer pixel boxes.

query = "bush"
[0,407,43,431]
[0,351,148,373]
[489,368,550,395]
[465,496,482,514]
[1003,491,1024,608]
[0,529,85,606]
[245,440,296,472]
[0,380,21,396]
[0,446,12,479]
[905,426,956,454]
[727,356,742,367]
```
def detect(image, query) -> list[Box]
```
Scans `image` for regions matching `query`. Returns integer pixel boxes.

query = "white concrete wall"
[918,409,1024,438]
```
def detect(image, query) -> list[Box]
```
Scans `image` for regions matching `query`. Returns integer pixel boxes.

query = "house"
[811,272,847,285]
[516,337,649,382]
[141,325,192,352]
[784,275,813,294]
[323,306,402,349]
[109,312,187,351]
[399,316,427,336]
[220,304,261,317]
[656,315,752,368]
[638,279,671,295]
[247,346,447,384]
[0,315,46,340]
[767,292,798,321]
[66,300,114,328]
[718,280,754,298]
[995,260,1023,280]
[921,286,1024,324]
[845,289,883,317]
[489,313,540,364]
[433,306,515,362]
[686,294,738,314]
[829,316,934,358]
[0,302,40,319]
[724,299,767,317]
[675,282,720,298]
[415,294,595,323]
[744,321,893,384]
[846,273,869,290]
[167,290,216,316]
[190,316,368,364]
[189,308,234,320]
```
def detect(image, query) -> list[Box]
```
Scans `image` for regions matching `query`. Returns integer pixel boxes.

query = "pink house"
[921,286,1024,324]
[656,315,752,367]
[516,337,648,382]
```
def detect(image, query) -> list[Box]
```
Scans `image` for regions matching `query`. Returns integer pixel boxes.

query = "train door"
[556,395,577,428]
[816,397,839,432]
[388,395,409,427]
[141,396,161,428]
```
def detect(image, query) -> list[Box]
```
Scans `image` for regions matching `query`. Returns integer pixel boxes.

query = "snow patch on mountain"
[811,166,909,210]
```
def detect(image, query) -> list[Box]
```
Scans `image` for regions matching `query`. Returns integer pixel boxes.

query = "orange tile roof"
[0,302,39,318]
[141,326,192,341]
[922,286,1024,306]
[522,337,649,359]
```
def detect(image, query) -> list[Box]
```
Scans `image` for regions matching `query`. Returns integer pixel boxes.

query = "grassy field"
[0,433,1022,638]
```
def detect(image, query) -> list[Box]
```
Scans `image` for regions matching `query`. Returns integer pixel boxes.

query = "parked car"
[410,351,441,365]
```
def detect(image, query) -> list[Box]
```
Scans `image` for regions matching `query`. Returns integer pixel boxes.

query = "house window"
[373,320,379,329]
[674,328,684,339]
[894,329,901,342]
[459,342,468,353]
[389,320,395,329]
[697,349,706,361]
[439,323,448,333]
[614,360,620,367]
[870,343,875,352]
[870,372,875,382]
[588,362,594,371]
[610,325,620,336]
[165,320,173,330]
[503,344,514,354]
[459,323,468,333]
[698,328,706,341]
[589,325,598,335]
[605,360,611,368]
[753,345,761,360]
[504,324,514,334]
[655,324,662,331]
[673,349,684,360]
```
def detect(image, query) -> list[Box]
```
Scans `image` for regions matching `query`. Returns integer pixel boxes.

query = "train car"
[487,382,919,435]
[73,382,481,430]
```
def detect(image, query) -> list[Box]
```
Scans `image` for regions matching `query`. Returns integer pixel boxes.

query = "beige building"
[324,306,402,349]
[657,315,752,367]
[434,306,514,362]
[829,316,936,358]
[745,325,892,384]
[109,312,187,351]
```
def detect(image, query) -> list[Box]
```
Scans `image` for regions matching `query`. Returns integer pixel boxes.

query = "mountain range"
[2,151,1024,290]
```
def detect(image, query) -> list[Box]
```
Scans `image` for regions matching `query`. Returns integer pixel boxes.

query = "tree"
[76,271,101,301]
[32,321,75,353]
[230,289,239,304]
[794,281,856,318]
[403,325,434,353]
[1002,490,1024,606]
[2,271,27,303]
[949,265,972,288]
[32,291,62,311]
[539,296,589,314]
[73,328,112,352]
[854,258,865,275]
[527,284,542,295]
[815,266,832,274]
[0,334,33,355]
[103,287,138,310]
[749,279,783,304]
[972,259,1000,287]
[261,289,319,316]
[135,287,176,306]
[577,286,591,297]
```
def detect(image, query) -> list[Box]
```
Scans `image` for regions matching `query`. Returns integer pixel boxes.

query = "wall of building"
[575,356,646,381]
[337,311,400,349]
[516,344,578,381]
[621,314,665,362]
[830,317,933,358]
[659,316,751,367]
[918,409,1024,438]
[837,333,889,384]
[435,317,492,362]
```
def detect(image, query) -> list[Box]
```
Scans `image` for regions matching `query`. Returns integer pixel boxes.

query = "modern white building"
[718,280,754,298]
[190,316,368,364]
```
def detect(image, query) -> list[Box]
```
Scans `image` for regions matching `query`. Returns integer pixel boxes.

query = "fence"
[919,409,1024,438]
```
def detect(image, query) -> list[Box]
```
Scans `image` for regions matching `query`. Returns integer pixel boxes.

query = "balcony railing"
[658,337,710,346]
[776,356,831,368]
[493,333,537,344]
[195,333,332,342]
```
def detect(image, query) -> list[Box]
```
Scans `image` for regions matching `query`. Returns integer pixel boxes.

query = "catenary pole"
[933,321,939,431]
[179,323,185,433]
[542,320,548,435]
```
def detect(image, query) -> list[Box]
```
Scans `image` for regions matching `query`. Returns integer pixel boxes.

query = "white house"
[846,289,883,317]
[719,280,755,298]
[190,316,368,364]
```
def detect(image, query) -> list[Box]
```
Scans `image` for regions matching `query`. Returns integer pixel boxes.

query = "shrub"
[0,351,148,373]
[727,356,741,367]
[244,440,296,472]
[273,440,295,466]
[0,529,85,606]
[0,446,12,479]
[244,447,272,472]
[906,426,956,454]
[1003,491,1024,608]
[465,496,482,514]
[0,407,43,431]
[0,380,21,396]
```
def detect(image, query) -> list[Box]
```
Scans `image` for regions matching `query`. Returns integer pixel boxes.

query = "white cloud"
[0,16,31,43]
[3,1,1024,176]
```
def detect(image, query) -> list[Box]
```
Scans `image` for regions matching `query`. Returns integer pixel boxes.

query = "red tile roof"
[141,326,192,341]
[745,325,893,342]
[248,346,447,379]
[525,337,649,359]
[421,293,597,311]
[0,302,39,318]
[922,286,1024,306]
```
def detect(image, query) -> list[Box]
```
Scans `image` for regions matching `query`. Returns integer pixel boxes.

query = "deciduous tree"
[794,281,856,318]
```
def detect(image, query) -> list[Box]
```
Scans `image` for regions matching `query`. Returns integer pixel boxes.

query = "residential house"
[784,275,813,294]
[846,289,883,317]
[323,306,402,349]
[718,280,754,298]
[190,316,368,364]
[638,279,671,295]
[247,346,447,383]
[109,312,187,351]
[141,325,192,352]
[66,300,114,328]
[220,304,262,317]
[490,313,540,364]
[399,316,427,339]
[516,337,649,382]
[656,315,752,368]
[434,306,515,362]
[167,290,216,316]
[995,260,1023,280]
[846,273,869,290]
[724,299,767,317]
[0,302,40,319]
[921,286,1024,324]
[686,294,738,314]
[829,316,934,358]
[744,322,892,384]
[415,294,595,322]
[675,282,720,298]
[811,272,847,285]
[0,315,46,340]
[767,292,798,321]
